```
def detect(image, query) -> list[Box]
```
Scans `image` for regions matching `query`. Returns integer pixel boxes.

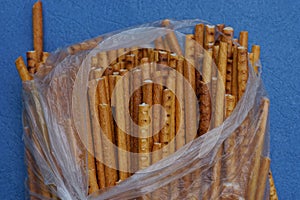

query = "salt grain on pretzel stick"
[98,104,118,187]
[255,157,271,200]
[87,80,103,191]
[15,57,33,81]
[115,75,130,180]
[246,98,269,200]
[32,0,43,62]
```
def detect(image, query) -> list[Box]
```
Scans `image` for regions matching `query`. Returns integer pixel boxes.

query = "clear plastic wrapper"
[22,19,270,200]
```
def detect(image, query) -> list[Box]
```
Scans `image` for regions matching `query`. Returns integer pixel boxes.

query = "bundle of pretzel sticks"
[15,1,278,200]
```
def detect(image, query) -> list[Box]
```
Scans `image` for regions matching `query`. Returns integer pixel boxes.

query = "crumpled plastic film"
[22,19,270,200]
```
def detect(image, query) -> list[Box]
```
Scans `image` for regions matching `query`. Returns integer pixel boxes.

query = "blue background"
[0,0,299,199]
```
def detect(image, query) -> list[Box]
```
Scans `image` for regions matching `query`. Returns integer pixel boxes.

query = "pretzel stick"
[251,45,261,74]
[199,49,213,136]
[246,98,269,200]
[155,37,165,51]
[98,52,109,69]
[151,143,163,200]
[98,104,118,187]
[138,103,151,169]
[115,76,129,180]
[15,57,33,81]
[161,19,183,55]
[32,0,43,62]
[143,80,153,149]
[195,23,204,60]
[269,171,278,200]
[222,27,234,94]
[108,50,117,65]
[237,46,248,101]
[175,57,185,149]
[239,31,249,49]
[204,25,215,50]
[87,80,102,191]
[184,34,197,143]
[152,71,163,144]
[231,46,238,99]
[255,157,271,200]
[131,69,142,172]
[26,51,38,74]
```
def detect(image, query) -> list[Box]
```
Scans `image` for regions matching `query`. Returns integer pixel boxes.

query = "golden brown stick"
[41,52,49,64]
[155,37,165,50]
[32,1,43,62]
[212,45,219,77]
[222,27,234,94]
[251,45,261,74]
[184,34,197,143]
[269,171,279,200]
[175,57,185,149]
[194,23,205,65]
[117,48,126,63]
[204,25,215,49]
[143,79,153,148]
[103,76,110,104]
[141,58,151,80]
[152,71,163,143]
[246,98,270,200]
[161,19,183,55]
[98,104,118,187]
[199,49,213,136]
[108,75,117,107]
[168,53,177,70]
[239,31,249,49]
[125,54,135,71]
[151,142,163,200]
[15,57,33,81]
[138,103,151,169]
[68,37,103,55]
[255,157,271,200]
[231,46,238,99]
[26,51,38,74]
[87,80,102,191]
[166,72,176,154]
[131,69,142,172]
[115,76,129,180]
[218,41,229,87]
[108,50,117,65]
[98,52,109,69]
[237,46,248,101]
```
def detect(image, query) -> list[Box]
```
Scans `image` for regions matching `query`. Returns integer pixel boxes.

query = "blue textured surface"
[0,0,299,199]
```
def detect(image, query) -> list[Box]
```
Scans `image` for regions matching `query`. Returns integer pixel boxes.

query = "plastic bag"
[22,19,270,200]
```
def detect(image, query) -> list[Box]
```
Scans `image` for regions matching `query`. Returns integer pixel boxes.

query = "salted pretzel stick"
[115,76,129,180]
[231,46,238,99]
[239,31,249,49]
[255,157,271,200]
[152,71,163,144]
[138,103,151,169]
[15,57,33,81]
[26,51,38,74]
[237,46,248,101]
[32,1,43,62]
[246,98,269,200]
[195,23,205,58]
[143,79,153,149]
[166,72,176,154]
[87,80,103,191]
[204,25,215,50]
[98,104,118,187]
[184,34,197,143]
